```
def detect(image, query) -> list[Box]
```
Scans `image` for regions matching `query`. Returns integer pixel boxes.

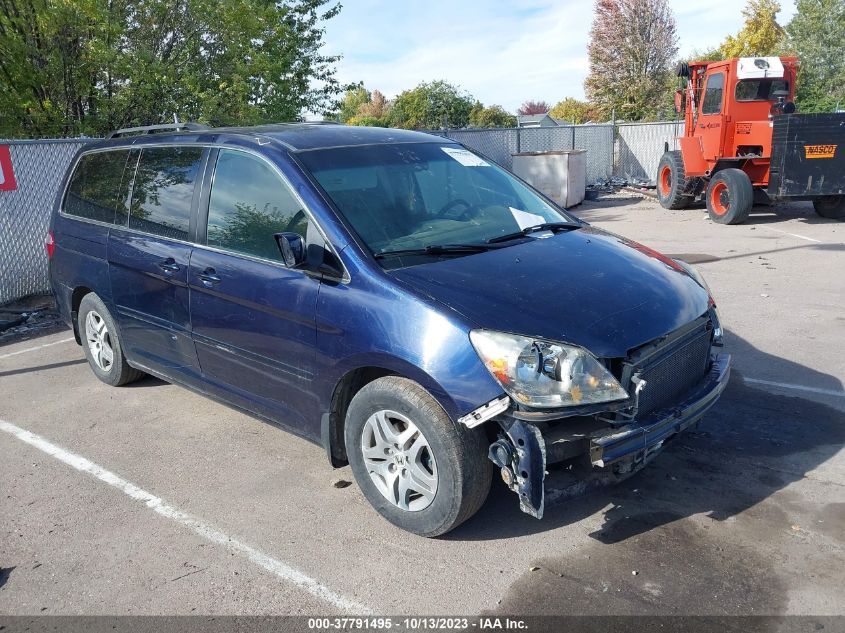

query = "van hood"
[389,226,711,358]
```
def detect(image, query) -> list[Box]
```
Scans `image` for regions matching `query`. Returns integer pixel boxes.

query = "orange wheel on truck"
[705,169,753,224]
[655,150,693,210]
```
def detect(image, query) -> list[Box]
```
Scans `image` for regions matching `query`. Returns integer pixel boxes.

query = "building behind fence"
[0,121,682,305]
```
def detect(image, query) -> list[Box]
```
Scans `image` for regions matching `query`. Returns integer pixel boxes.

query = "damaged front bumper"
[483,353,731,518]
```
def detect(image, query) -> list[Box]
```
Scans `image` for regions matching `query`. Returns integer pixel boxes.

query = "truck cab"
[679,56,799,186]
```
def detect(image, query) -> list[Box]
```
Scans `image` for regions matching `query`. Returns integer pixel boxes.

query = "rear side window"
[701,73,724,115]
[735,79,789,101]
[129,146,204,241]
[206,149,306,261]
[64,150,130,223]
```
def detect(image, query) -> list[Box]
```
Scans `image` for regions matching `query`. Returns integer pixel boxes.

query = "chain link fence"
[0,122,682,305]
[615,121,685,182]
[432,125,615,185]
[0,139,91,305]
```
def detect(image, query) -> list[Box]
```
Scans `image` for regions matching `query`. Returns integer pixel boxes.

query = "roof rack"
[106,122,210,139]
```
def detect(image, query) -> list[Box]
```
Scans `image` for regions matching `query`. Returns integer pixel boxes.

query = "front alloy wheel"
[344,376,491,537]
[361,409,437,511]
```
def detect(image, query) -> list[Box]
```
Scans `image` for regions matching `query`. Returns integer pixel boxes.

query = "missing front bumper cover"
[489,353,731,519]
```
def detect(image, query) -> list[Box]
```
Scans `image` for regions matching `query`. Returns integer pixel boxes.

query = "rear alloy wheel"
[705,168,754,224]
[77,293,145,387]
[813,195,845,220]
[345,376,491,537]
[656,150,693,210]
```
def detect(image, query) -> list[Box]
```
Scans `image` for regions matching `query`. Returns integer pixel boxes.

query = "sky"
[320,0,797,112]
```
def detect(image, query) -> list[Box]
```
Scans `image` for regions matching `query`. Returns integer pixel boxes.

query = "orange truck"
[656,56,845,223]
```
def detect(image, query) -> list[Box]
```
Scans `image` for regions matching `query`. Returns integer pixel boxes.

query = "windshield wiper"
[374,243,491,260]
[486,221,582,244]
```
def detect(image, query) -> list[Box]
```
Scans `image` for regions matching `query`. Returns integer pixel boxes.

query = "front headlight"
[470,330,628,409]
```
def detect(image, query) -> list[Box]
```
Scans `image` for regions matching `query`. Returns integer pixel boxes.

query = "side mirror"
[274,232,305,268]
[770,96,797,116]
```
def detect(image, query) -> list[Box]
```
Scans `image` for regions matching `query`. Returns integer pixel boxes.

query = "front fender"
[314,275,505,422]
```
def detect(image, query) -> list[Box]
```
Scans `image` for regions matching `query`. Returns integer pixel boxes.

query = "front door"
[188,148,320,434]
[109,145,206,373]
[698,71,726,161]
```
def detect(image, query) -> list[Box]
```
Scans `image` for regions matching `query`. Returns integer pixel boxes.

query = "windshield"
[735,79,789,101]
[296,143,575,263]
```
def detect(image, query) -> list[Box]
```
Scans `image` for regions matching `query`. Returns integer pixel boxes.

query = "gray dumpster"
[511,149,586,208]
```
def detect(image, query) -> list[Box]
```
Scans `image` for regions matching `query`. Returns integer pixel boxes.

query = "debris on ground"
[587,176,657,201]
[332,479,352,489]
[0,295,65,344]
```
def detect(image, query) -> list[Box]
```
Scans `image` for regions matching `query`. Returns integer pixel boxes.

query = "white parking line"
[0,419,372,614]
[0,337,75,360]
[743,377,845,398]
[759,227,822,243]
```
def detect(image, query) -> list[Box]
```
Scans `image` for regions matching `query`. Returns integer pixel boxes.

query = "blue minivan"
[49,122,730,536]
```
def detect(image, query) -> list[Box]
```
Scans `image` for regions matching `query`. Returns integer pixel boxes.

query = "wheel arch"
[320,357,468,468]
[70,285,94,344]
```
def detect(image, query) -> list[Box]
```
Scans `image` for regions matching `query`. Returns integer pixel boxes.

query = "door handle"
[197,267,221,286]
[157,258,180,273]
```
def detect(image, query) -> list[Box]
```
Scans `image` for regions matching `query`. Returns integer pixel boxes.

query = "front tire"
[345,376,492,537]
[813,195,845,220]
[656,151,693,210]
[78,293,145,387]
[706,168,753,224]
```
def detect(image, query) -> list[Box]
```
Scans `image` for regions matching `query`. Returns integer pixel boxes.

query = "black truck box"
[768,113,845,198]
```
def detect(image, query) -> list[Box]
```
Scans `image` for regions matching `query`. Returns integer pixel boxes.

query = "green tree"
[469,103,516,128]
[719,0,785,58]
[338,85,371,123]
[342,88,391,126]
[388,80,475,129]
[784,0,845,112]
[585,0,679,121]
[549,98,595,123]
[0,0,348,138]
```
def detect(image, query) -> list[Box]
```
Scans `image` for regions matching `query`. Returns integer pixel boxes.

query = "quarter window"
[206,150,306,261]
[129,146,204,241]
[64,150,130,223]
[701,73,724,115]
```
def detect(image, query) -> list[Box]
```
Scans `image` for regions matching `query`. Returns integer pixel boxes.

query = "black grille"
[635,329,711,416]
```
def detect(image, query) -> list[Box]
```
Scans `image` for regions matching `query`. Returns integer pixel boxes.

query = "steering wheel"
[438,199,478,221]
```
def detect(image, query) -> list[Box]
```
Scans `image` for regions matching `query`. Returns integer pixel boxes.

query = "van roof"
[93,123,447,152]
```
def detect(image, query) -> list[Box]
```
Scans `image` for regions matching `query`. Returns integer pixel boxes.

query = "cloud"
[321,0,798,112]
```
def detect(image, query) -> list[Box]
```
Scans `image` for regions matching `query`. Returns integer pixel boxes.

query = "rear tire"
[344,376,492,537]
[78,293,145,387]
[706,169,753,224]
[656,151,693,210]
[813,195,845,220]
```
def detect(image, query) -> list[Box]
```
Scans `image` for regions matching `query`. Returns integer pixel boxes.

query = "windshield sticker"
[441,147,490,167]
[509,207,546,230]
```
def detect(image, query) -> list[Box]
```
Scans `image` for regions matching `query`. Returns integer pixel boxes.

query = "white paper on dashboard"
[441,147,490,167]
[509,207,546,230]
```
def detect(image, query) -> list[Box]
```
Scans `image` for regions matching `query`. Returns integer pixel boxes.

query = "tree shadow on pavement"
[446,328,845,543]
